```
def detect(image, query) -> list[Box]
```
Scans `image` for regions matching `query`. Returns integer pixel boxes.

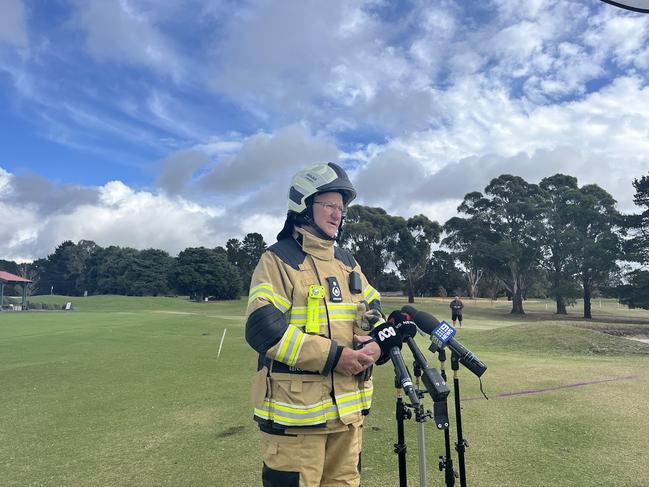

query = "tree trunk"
[555,296,567,315]
[466,267,483,300]
[468,282,476,300]
[583,281,592,319]
[510,267,525,314]
[511,290,525,314]
[407,288,414,303]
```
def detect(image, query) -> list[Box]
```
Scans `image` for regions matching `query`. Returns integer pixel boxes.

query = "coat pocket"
[269,373,329,426]
[251,366,270,407]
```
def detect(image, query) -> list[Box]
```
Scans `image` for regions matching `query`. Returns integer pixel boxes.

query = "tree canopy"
[449,175,546,313]
[1,172,645,313]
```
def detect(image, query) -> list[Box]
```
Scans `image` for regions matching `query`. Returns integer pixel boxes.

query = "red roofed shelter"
[0,271,32,311]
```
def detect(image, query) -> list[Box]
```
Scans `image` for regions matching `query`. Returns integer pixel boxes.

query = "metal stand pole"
[436,348,457,486]
[451,352,468,487]
[413,363,428,487]
[395,380,411,487]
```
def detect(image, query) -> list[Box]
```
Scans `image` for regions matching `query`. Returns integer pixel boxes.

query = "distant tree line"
[2,234,266,302]
[2,172,647,314]
[340,172,649,317]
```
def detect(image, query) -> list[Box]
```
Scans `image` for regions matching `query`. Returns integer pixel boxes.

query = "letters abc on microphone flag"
[370,321,420,406]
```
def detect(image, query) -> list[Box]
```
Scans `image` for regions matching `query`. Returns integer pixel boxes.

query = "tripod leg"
[437,350,457,486]
[417,419,427,487]
[452,359,468,487]
[395,392,408,487]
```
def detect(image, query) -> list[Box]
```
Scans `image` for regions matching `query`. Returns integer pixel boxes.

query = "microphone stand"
[413,363,429,487]
[402,335,451,487]
[394,377,411,487]
[436,348,457,486]
[451,352,469,487]
[385,321,460,487]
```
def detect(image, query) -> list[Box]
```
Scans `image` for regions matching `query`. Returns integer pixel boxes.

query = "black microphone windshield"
[401,305,440,336]
[400,305,419,320]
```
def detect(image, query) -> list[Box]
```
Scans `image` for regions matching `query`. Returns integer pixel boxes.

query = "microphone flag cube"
[431,320,456,345]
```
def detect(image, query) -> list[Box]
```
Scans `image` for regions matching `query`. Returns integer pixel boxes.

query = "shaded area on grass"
[464,375,639,401]
[473,323,649,356]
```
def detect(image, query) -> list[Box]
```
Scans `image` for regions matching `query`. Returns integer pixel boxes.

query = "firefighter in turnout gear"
[245,162,383,487]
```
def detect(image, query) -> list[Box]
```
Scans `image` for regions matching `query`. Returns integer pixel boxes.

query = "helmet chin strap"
[302,214,337,241]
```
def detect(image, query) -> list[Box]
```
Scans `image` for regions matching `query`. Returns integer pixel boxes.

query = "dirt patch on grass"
[216,425,246,438]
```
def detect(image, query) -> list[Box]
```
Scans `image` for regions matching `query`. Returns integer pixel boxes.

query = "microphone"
[401,305,487,378]
[387,310,417,339]
[370,321,420,406]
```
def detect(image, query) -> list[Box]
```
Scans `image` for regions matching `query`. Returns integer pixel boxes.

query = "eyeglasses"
[313,201,347,216]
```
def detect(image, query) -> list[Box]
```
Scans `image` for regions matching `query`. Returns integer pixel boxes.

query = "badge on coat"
[326,277,343,302]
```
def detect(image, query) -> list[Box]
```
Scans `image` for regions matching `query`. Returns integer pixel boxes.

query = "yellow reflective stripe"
[328,303,357,320]
[254,398,335,425]
[248,283,291,312]
[328,313,356,320]
[274,293,290,310]
[254,387,374,425]
[364,285,380,304]
[336,387,374,404]
[288,307,326,325]
[286,331,304,365]
[248,285,274,303]
[327,303,357,310]
[269,399,330,413]
[274,325,305,365]
[336,387,374,416]
[337,399,373,417]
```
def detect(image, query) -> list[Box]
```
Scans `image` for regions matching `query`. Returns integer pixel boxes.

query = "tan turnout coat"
[246,227,381,434]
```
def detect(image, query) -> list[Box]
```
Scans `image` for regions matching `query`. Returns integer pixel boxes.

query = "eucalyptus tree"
[443,216,492,299]
[539,174,582,314]
[38,240,100,295]
[92,246,140,295]
[340,205,401,288]
[227,232,267,293]
[390,214,442,303]
[453,175,546,314]
[624,175,649,264]
[570,184,622,319]
[172,246,242,301]
[619,174,649,309]
[418,250,466,297]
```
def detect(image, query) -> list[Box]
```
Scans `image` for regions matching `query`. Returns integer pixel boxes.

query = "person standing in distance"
[450,295,464,328]
[245,162,383,487]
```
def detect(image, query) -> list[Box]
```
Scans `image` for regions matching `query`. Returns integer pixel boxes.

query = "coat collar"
[294,226,335,261]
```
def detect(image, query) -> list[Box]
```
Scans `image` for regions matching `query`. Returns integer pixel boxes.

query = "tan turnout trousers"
[260,423,363,487]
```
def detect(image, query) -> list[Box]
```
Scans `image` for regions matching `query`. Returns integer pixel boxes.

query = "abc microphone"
[370,321,420,406]
[401,306,487,378]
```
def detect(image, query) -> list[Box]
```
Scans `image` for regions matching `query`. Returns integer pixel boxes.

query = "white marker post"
[217,328,227,360]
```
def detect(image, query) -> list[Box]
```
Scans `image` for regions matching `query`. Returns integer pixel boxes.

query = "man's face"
[312,191,344,238]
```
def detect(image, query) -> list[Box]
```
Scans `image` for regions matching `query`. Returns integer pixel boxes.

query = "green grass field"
[1,295,648,486]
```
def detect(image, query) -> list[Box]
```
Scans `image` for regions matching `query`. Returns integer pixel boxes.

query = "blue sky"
[1,0,649,261]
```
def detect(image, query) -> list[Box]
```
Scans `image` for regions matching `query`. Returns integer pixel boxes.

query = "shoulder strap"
[268,238,306,270]
[334,246,357,268]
